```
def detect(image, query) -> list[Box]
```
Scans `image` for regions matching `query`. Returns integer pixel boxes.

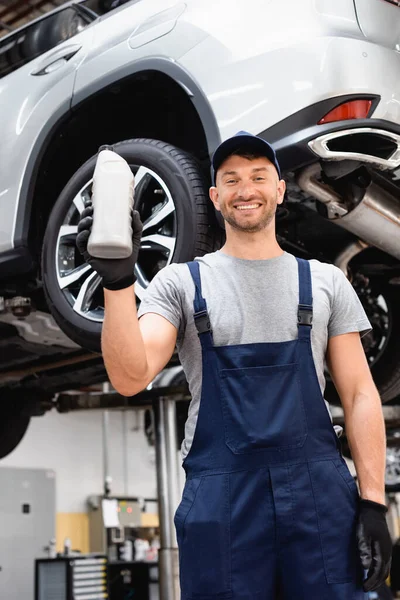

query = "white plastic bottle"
[87,146,135,259]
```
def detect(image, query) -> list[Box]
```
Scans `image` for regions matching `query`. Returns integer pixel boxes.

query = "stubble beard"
[220,196,278,233]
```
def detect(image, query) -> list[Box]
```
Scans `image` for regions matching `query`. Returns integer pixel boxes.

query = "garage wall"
[1,409,159,513]
[0,407,181,552]
[1,406,186,552]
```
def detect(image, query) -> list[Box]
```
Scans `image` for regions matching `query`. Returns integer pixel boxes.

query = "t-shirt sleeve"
[328,265,372,339]
[137,265,184,337]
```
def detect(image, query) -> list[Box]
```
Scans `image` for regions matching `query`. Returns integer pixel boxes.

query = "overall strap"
[187,262,212,337]
[296,257,313,340]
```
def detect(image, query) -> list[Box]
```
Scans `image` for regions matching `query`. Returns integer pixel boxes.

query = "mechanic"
[77,131,392,599]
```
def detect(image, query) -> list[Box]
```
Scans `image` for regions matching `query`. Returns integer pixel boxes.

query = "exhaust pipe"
[297,163,400,261]
[335,240,369,278]
[308,127,400,171]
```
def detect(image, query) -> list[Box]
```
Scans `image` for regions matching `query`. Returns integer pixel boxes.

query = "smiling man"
[209,134,286,240]
[211,157,284,233]
[78,131,392,599]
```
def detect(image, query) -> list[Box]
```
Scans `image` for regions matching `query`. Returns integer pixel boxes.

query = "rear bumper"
[259,95,400,174]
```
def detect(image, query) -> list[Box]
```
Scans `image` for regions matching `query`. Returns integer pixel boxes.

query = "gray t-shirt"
[138,251,371,458]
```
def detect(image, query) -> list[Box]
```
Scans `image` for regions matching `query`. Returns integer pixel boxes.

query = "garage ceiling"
[0,0,67,38]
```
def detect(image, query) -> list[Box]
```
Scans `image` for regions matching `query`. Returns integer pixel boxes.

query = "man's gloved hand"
[76,201,143,291]
[357,499,392,592]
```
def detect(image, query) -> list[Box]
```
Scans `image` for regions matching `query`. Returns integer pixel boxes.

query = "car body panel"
[128,2,186,49]
[354,0,400,49]
[72,0,207,100]
[181,34,400,142]
[0,24,95,254]
[179,0,400,141]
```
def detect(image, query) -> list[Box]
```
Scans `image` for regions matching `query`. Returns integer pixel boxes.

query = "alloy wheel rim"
[55,164,177,322]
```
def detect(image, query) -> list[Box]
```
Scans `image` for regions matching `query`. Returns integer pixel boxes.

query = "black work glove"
[357,499,392,592]
[76,201,143,291]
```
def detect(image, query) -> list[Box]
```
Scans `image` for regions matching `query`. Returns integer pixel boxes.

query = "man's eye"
[255,177,265,181]
[226,179,236,184]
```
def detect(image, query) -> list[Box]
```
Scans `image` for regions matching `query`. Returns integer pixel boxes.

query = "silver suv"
[1,0,400,459]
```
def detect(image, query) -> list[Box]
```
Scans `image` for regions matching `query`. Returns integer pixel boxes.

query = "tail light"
[318,100,372,125]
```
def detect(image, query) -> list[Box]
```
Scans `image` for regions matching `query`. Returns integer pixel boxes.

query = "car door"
[0,6,96,254]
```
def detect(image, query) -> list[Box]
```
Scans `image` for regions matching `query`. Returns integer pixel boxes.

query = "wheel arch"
[15,59,221,272]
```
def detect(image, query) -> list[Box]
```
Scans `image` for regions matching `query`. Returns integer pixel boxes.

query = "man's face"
[210,154,285,233]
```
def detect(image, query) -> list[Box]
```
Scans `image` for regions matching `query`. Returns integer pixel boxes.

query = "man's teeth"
[236,204,260,210]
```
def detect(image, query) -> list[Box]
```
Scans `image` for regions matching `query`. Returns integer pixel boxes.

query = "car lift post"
[154,395,181,600]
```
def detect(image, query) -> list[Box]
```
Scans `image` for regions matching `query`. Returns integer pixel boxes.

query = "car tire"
[368,286,400,403]
[41,138,221,353]
[325,285,400,405]
[0,400,30,459]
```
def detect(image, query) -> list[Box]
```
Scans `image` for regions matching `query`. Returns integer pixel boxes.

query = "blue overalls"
[174,258,367,600]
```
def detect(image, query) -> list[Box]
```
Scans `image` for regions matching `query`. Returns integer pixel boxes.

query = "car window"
[0,7,94,79]
[80,0,135,16]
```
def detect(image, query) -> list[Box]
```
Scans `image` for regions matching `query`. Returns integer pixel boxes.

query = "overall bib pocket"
[219,363,307,454]
[177,474,232,599]
[309,460,359,583]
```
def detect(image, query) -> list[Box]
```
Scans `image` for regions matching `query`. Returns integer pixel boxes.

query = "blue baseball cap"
[212,130,281,183]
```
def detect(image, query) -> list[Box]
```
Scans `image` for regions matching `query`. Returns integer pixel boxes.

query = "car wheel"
[385,444,400,493]
[326,284,400,405]
[0,400,30,459]
[41,139,221,352]
[362,286,400,403]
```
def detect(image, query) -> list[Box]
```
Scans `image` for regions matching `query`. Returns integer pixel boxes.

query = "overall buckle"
[298,304,313,326]
[194,310,211,334]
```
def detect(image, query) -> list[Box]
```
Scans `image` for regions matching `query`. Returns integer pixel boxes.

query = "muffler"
[297,163,400,261]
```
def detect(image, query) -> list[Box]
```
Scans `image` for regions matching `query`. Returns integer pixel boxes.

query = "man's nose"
[237,181,257,199]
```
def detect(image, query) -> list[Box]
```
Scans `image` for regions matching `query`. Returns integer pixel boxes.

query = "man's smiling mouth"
[235,203,262,210]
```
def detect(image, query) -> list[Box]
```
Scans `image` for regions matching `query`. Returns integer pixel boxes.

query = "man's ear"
[209,186,221,211]
[277,179,286,205]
